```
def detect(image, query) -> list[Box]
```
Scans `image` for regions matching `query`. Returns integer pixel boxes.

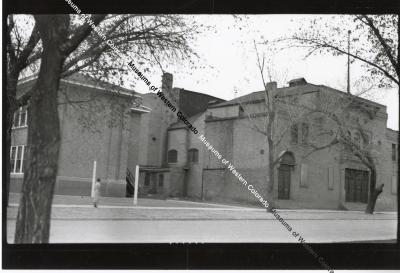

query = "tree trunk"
[365,167,383,214]
[14,15,69,244]
[6,67,20,207]
[6,101,16,207]
[266,137,275,211]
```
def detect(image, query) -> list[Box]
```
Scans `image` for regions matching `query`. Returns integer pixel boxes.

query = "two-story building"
[134,73,225,196]
[10,73,149,197]
[150,77,398,211]
[10,72,398,211]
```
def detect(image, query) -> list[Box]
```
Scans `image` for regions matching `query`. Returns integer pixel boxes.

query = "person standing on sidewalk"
[93,178,101,208]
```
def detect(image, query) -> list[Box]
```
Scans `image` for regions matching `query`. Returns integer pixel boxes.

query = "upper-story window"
[314,117,323,131]
[167,149,178,163]
[392,143,397,161]
[12,106,28,128]
[10,145,27,174]
[353,131,361,146]
[301,123,309,144]
[188,148,199,163]
[290,124,298,144]
[362,134,370,148]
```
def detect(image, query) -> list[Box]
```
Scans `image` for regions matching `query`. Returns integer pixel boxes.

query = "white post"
[133,165,139,205]
[91,161,97,198]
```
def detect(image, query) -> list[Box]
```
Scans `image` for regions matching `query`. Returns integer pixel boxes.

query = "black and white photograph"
[2,0,400,270]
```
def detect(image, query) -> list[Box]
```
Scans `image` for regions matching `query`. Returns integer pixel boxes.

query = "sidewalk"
[7,193,397,221]
[8,193,244,208]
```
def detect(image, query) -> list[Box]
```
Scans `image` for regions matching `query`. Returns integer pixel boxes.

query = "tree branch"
[289,36,399,85]
[358,15,399,78]
[61,14,106,56]
[7,15,17,66]
[16,23,41,71]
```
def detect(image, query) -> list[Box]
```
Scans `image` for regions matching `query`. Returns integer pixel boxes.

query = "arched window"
[280,151,295,166]
[167,149,178,163]
[188,148,199,163]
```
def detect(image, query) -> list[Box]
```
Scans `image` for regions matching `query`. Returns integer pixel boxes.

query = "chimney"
[288,78,307,87]
[161,72,179,106]
[160,72,175,167]
[266,81,277,91]
[161,72,173,94]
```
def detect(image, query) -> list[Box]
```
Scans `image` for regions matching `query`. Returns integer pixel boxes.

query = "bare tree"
[276,15,399,91]
[307,90,386,214]
[14,14,106,243]
[6,15,41,206]
[12,14,201,243]
[237,43,324,210]
[241,43,387,213]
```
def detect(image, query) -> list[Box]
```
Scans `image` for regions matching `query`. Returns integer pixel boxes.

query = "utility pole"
[347,30,351,94]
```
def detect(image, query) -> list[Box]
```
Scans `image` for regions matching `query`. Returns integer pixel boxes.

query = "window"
[314,117,323,131]
[362,134,370,148]
[12,107,28,128]
[10,145,26,174]
[22,146,28,173]
[301,123,309,144]
[290,124,298,144]
[328,167,334,190]
[167,149,178,163]
[144,173,150,186]
[392,144,397,161]
[353,131,361,146]
[391,175,397,194]
[158,174,164,187]
[188,148,199,163]
[300,164,308,187]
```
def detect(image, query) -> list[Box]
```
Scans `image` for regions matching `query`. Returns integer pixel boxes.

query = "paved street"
[6,218,397,243]
[7,193,397,243]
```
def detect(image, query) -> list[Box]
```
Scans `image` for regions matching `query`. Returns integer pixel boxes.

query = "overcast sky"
[131,15,398,130]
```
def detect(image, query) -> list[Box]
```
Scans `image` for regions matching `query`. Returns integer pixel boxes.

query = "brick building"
[10,73,398,211]
[10,74,148,197]
[134,73,224,196]
[146,76,398,211]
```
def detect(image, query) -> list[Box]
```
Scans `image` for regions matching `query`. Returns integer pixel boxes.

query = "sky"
[127,15,399,130]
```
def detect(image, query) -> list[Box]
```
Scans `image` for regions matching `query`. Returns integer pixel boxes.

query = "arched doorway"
[278,151,295,200]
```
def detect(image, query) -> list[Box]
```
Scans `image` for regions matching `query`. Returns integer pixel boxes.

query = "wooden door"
[345,169,368,203]
[278,164,291,199]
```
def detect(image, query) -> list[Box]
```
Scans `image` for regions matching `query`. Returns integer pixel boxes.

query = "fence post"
[91,160,97,198]
[133,165,139,205]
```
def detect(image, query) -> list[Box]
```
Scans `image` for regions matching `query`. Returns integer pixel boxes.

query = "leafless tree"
[11,14,201,243]
[237,43,324,210]
[306,90,386,214]
[276,15,399,91]
[241,43,387,213]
